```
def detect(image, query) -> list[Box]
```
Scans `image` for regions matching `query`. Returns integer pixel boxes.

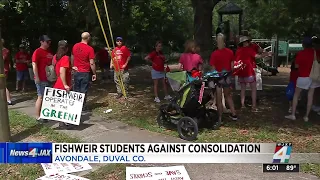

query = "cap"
[39,35,51,42]
[58,40,68,47]
[19,44,25,48]
[238,36,250,45]
[302,37,312,45]
[116,37,123,41]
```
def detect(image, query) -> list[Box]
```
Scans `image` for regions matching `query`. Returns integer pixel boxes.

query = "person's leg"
[22,70,28,91]
[240,83,246,108]
[16,71,22,91]
[123,71,130,97]
[153,79,160,102]
[224,87,237,119]
[288,101,292,113]
[249,81,257,110]
[285,87,302,120]
[73,72,81,93]
[35,82,48,122]
[6,88,12,105]
[215,87,223,124]
[304,88,315,121]
[114,71,122,98]
[162,77,171,100]
[80,73,90,107]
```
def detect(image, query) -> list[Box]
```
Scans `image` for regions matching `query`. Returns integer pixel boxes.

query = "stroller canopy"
[166,71,188,91]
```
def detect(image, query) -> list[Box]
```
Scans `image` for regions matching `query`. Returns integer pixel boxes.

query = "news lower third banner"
[0,143,319,164]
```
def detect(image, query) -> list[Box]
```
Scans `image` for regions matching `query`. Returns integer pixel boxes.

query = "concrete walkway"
[9,96,319,180]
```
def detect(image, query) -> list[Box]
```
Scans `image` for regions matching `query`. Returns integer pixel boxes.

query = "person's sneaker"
[164,95,172,100]
[288,107,292,113]
[229,114,238,121]
[285,114,296,120]
[303,116,309,122]
[116,94,123,99]
[37,118,48,123]
[7,101,13,105]
[154,97,161,103]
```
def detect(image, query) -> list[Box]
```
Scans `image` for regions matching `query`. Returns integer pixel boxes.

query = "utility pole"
[0,18,11,142]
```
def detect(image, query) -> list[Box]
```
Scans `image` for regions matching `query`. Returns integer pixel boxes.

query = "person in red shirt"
[210,33,238,123]
[285,37,320,122]
[235,36,270,112]
[32,35,53,122]
[72,32,96,110]
[96,47,111,80]
[178,40,203,71]
[111,37,131,99]
[1,38,12,105]
[15,44,31,91]
[144,41,171,103]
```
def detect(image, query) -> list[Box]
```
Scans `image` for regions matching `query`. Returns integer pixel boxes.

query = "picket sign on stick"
[40,87,85,125]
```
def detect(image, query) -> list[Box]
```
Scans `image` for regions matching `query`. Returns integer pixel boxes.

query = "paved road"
[9,98,319,180]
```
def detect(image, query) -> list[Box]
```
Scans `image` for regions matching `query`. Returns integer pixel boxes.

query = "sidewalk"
[9,96,319,180]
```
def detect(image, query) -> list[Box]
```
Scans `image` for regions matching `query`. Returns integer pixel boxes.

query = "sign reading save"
[40,87,85,125]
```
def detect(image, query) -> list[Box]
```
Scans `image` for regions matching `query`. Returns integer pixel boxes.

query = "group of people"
[2,32,132,126]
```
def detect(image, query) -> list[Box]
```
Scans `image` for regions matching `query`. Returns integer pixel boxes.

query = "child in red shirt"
[145,41,171,103]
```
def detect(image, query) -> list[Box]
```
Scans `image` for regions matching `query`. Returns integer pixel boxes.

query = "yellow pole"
[92,0,127,98]
[103,0,115,48]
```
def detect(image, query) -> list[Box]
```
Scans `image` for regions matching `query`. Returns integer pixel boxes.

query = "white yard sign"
[40,163,92,175]
[126,165,191,180]
[40,87,85,125]
[235,68,263,91]
[37,173,90,180]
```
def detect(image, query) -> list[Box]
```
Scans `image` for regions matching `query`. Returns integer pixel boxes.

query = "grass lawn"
[0,111,126,180]
[87,67,320,177]
[85,164,126,180]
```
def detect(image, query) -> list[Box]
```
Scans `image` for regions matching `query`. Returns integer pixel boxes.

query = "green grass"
[0,110,80,180]
[85,164,126,180]
[301,164,320,177]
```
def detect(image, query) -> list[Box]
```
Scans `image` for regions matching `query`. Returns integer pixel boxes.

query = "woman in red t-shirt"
[235,36,270,111]
[209,33,238,123]
[145,41,171,103]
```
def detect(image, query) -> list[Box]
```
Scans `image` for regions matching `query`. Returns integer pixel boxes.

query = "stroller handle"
[202,71,231,81]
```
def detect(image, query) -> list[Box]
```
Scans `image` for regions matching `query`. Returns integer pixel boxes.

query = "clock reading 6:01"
[263,164,300,173]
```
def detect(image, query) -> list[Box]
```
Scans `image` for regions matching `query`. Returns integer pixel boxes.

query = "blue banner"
[0,143,53,163]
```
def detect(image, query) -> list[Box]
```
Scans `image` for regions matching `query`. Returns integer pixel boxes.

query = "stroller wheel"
[157,111,167,128]
[177,117,198,141]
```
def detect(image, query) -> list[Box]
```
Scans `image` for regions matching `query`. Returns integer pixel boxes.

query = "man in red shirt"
[285,37,320,122]
[32,35,53,122]
[96,47,110,80]
[72,32,96,109]
[111,37,131,99]
[15,44,31,91]
[1,38,13,105]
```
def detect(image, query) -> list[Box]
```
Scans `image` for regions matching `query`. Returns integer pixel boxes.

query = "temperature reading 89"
[263,164,300,173]
[286,164,298,171]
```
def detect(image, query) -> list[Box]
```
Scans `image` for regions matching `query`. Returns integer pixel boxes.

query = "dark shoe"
[116,94,123,99]
[37,118,48,123]
[229,114,238,121]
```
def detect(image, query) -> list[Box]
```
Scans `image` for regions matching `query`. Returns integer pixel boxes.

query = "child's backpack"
[286,81,295,101]
[46,56,57,82]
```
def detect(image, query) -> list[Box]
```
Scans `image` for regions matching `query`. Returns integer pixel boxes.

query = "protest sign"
[126,165,191,180]
[37,173,90,180]
[40,87,85,125]
[41,163,92,175]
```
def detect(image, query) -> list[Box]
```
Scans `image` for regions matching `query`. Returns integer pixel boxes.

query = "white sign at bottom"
[41,163,92,175]
[126,165,191,180]
[37,173,90,180]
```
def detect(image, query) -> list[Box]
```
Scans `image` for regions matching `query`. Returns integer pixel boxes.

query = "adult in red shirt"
[96,47,111,80]
[209,33,238,123]
[32,35,53,122]
[235,36,269,111]
[15,44,31,91]
[111,37,131,99]
[144,41,171,103]
[285,37,320,122]
[1,38,13,105]
[72,32,96,110]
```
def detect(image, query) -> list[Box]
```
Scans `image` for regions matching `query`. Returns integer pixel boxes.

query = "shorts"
[238,76,256,84]
[35,81,49,96]
[217,76,232,88]
[151,69,165,80]
[296,77,320,90]
[17,70,29,81]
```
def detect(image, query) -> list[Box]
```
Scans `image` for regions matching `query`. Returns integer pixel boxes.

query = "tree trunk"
[192,0,220,60]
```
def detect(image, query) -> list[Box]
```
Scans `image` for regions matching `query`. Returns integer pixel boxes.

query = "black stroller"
[157,70,232,141]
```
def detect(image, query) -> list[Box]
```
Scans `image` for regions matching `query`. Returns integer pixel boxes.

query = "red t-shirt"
[250,43,260,68]
[53,55,72,90]
[15,51,31,71]
[2,48,10,76]
[32,48,53,81]
[179,53,203,71]
[96,49,109,65]
[295,48,315,77]
[112,46,131,71]
[209,48,234,72]
[72,42,95,73]
[148,51,165,71]
[235,47,257,77]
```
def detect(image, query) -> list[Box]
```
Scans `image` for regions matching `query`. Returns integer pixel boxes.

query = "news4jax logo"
[272,142,292,163]
[10,148,51,157]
